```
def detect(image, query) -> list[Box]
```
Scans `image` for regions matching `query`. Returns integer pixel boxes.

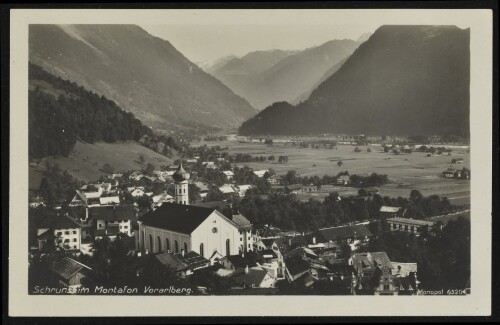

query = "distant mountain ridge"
[209,39,362,109]
[29,24,257,132]
[239,25,470,137]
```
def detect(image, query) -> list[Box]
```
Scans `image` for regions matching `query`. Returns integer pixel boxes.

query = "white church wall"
[139,224,190,254]
[191,210,240,259]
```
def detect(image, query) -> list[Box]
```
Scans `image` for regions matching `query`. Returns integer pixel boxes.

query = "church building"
[136,163,243,259]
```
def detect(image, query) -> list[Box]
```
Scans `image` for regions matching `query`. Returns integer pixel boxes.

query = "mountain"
[29,63,152,159]
[209,40,360,109]
[197,55,237,73]
[239,25,470,137]
[29,25,257,132]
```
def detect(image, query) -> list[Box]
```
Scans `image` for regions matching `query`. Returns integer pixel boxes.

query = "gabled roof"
[225,252,263,268]
[285,257,310,277]
[229,213,252,229]
[351,252,393,272]
[140,203,217,234]
[231,268,270,287]
[38,214,81,230]
[52,257,91,280]
[88,205,135,221]
[154,251,209,272]
[317,224,373,242]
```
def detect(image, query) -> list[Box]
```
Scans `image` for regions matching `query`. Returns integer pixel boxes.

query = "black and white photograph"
[7,7,494,317]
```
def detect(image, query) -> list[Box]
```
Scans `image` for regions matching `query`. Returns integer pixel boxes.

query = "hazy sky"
[141,23,377,63]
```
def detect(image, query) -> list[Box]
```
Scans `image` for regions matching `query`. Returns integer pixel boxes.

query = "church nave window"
[174,240,179,253]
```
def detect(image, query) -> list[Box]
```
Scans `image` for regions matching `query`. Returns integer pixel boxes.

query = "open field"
[29,141,174,188]
[196,138,470,204]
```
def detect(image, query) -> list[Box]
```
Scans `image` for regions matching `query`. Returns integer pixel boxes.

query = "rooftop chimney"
[245,265,249,274]
[312,236,317,244]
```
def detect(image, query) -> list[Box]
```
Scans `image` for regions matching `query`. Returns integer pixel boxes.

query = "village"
[28,140,471,296]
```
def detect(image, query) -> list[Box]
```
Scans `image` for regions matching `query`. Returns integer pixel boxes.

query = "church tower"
[172,162,190,205]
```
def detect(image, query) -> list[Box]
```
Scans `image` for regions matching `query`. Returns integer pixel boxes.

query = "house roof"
[140,203,216,234]
[38,214,81,230]
[317,224,373,242]
[387,217,434,227]
[287,184,303,191]
[95,224,121,237]
[88,205,135,221]
[193,182,209,192]
[229,213,252,229]
[252,170,268,177]
[154,251,209,272]
[99,196,120,205]
[52,257,91,280]
[260,249,277,259]
[380,206,402,213]
[231,268,269,287]
[225,252,262,268]
[285,257,310,277]
[351,252,393,272]
[222,170,234,176]
[219,184,236,194]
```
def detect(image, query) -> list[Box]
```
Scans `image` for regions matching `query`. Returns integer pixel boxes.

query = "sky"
[141,23,377,63]
[138,9,470,64]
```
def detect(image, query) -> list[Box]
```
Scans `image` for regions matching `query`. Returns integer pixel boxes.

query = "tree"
[144,162,155,176]
[138,155,145,165]
[337,160,344,168]
[367,147,372,153]
[354,147,361,153]
[102,163,114,174]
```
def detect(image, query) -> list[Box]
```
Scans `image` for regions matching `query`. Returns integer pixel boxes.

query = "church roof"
[173,163,190,183]
[140,203,216,234]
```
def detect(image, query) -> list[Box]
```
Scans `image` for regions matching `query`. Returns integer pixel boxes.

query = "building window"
[166,238,170,252]
[157,236,162,252]
[149,234,153,252]
[183,242,188,252]
[226,239,230,256]
[65,231,70,235]
[200,243,204,258]
[174,240,179,254]
[73,231,77,234]
[73,238,77,242]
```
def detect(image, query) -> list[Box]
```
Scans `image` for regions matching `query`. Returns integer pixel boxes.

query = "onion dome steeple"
[173,162,190,183]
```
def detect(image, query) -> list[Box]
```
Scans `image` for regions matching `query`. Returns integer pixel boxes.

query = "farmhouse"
[51,257,93,289]
[266,175,283,185]
[337,175,351,185]
[87,204,136,240]
[230,266,276,288]
[37,214,82,251]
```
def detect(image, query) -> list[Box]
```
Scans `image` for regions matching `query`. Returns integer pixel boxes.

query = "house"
[284,256,310,282]
[129,171,145,181]
[51,257,93,290]
[361,187,379,196]
[153,251,210,278]
[186,159,198,164]
[252,170,269,178]
[152,192,175,208]
[379,206,404,219]
[222,170,234,180]
[137,164,243,259]
[452,158,464,164]
[316,224,373,251]
[80,184,103,198]
[286,184,303,194]
[349,252,393,275]
[337,175,351,185]
[266,175,283,185]
[228,211,254,253]
[387,217,434,236]
[230,266,276,288]
[87,204,136,239]
[29,196,45,208]
[37,214,82,251]
[202,161,216,169]
[442,169,456,178]
[99,196,120,206]
[219,184,237,195]
[130,187,146,198]
[220,252,262,273]
[235,184,252,198]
